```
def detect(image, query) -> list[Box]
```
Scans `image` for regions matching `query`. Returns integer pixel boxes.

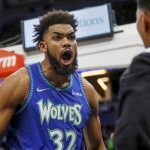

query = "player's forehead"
[48,24,74,35]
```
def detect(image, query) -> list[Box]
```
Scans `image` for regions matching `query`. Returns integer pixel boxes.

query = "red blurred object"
[0,50,25,78]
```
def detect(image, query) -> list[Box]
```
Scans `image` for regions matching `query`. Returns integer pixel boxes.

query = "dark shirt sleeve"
[114,52,150,150]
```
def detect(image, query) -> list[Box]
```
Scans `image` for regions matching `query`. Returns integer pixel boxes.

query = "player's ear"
[143,11,150,34]
[38,41,47,52]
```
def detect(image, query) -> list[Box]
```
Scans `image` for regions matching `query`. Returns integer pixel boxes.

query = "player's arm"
[82,78,106,150]
[0,68,29,137]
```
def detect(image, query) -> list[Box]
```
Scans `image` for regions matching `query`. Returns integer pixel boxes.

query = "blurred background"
[0,0,137,47]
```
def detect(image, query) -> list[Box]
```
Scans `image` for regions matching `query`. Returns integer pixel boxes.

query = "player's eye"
[52,34,62,41]
[67,34,76,41]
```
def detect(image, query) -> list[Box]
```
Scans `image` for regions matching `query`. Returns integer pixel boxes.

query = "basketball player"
[0,10,106,150]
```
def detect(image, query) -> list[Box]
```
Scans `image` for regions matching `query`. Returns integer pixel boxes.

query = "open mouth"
[60,50,73,65]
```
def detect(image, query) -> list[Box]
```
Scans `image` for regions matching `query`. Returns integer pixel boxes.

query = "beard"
[47,51,78,76]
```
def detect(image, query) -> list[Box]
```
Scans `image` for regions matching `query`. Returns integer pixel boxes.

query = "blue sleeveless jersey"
[6,62,91,150]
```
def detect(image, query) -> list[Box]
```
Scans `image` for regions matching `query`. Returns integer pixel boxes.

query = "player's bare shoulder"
[81,77,95,94]
[81,77,99,105]
[0,67,30,105]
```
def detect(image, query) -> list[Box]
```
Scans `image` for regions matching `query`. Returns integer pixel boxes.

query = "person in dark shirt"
[114,0,150,149]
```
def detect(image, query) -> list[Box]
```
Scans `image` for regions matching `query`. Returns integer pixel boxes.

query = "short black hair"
[33,9,78,45]
[137,0,150,11]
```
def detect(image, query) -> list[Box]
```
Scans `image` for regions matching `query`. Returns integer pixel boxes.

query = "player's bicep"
[0,73,26,136]
[82,78,105,149]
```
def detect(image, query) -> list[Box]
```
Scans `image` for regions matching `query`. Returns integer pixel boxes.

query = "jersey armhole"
[77,73,92,115]
[15,65,34,115]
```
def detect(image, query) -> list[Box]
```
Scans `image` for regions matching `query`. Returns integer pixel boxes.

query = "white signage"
[21,3,113,51]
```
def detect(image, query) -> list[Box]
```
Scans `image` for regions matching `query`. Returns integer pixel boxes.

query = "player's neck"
[41,60,71,88]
